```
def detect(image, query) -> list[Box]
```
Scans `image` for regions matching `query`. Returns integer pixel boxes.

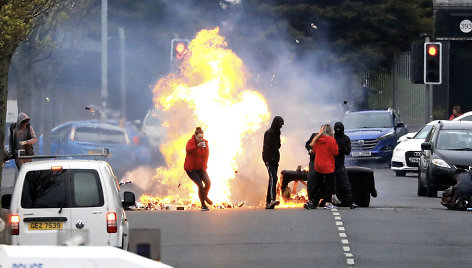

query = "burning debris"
[136,194,247,211]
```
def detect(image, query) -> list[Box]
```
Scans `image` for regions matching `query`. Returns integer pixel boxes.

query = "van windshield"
[343,112,392,129]
[21,169,104,209]
[74,127,128,144]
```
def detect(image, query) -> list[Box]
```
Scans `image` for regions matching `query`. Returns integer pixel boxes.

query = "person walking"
[184,127,213,211]
[9,112,37,170]
[262,116,284,209]
[449,105,462,120]
[334,122,357,209]
[309,124,338,209]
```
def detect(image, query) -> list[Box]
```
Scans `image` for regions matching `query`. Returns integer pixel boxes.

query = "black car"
[418,121,472,197]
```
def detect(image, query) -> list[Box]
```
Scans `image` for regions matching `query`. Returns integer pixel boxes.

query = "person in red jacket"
[184,127,213,211]
[308,124,339,209]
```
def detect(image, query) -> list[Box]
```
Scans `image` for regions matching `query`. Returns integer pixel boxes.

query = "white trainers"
[323,203,338,209]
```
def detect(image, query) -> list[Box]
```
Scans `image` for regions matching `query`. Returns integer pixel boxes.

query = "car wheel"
[395,171,407,177]
[417,171,426,196]
[425,169,437,197]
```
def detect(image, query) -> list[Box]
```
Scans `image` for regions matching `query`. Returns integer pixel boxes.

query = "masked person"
[262,116,284,209]
[304,132,318,209]
[184,127,213,211]
[334,122,357,209]
[9,112,38,170]
[309,124,339,209]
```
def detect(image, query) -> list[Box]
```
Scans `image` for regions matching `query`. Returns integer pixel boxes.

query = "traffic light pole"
[424,36,433,124]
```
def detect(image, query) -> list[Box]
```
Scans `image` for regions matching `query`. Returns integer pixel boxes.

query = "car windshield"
[413,125,433,139]
[21,169,104,208]
[343,112,392,129]
[74,127,128,144]
[437,130,472,150]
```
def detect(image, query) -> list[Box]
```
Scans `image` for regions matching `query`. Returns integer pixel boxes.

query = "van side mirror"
[396,122,405,128]
[1,194,11,209]
[421,142,432,151]
[122,191,135,208]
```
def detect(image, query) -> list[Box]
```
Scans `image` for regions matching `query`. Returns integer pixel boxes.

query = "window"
[21,169,104,208]
[343,112,392,129]
[74,127,128,144]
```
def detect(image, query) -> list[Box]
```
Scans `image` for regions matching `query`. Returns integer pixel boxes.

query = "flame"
[150,27,270,207]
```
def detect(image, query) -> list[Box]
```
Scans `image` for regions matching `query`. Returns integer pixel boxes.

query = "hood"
[16,112,30,129]
[435,150,472,166]
[334,122,344,137]
[316,135,331,144]
[270,116,284,130]
[344,128,393,140]
[396,137,425,151]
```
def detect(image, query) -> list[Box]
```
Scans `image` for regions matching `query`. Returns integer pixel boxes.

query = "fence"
[359,52,427,130]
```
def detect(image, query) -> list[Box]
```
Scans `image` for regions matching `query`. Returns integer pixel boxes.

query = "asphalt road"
[127,164,472,268]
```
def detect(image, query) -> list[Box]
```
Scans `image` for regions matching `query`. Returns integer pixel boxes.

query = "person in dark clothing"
[304,132,318,209]
[441,171,472,210]
[334,122,357,209]
[262,116,284,209]
[184,127,213,211]
[9,112,37,170]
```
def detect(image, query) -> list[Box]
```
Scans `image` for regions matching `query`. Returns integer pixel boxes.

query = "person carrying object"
[184,127,213,211]
[262,116,284,209]
[309,124,339,209]
[334,122,357,209]
[9,112,37,170]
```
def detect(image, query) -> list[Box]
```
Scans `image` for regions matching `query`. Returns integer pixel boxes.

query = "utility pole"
[101,0,108,119]
[119,27,126,120]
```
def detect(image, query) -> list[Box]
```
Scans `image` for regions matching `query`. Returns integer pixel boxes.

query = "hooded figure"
[262,116,284,209]
[333,121,357,209]
[9,112,38,169]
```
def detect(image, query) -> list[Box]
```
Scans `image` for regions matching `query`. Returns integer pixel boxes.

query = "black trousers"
[186,170,211,207]
[335,167,354,205]
[307,159,317,201]
[265,161,279,204]
[312,172,335,205]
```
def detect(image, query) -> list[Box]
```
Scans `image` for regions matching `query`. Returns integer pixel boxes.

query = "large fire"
[146,27,272,208]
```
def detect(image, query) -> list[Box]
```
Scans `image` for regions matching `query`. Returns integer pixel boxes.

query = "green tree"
[0,0,60,187]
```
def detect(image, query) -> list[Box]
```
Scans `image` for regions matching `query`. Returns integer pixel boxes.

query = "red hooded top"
[313,135,339,174]
[184,135,209,171]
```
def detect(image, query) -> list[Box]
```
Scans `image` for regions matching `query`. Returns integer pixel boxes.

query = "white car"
[1,158,135,248]
[452,111,472,121]
[391,120,440,176]
[141,109,166,147]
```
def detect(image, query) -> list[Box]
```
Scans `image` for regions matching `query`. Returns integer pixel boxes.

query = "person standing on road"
[304,132,318,209]
[262,116,284,209]
[334,122,357,209]
[184,127,213,211]
[9,112,37,170]
[308,124,338,209]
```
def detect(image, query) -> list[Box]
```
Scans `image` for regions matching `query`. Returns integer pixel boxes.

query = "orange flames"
[147,27,270,207]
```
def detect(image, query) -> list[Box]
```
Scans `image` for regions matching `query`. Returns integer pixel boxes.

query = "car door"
[67,167,108,246]
[420,126,437,178]
[17,164,73,245]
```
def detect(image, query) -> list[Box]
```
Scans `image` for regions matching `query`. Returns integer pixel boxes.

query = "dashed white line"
[331,208,356,267]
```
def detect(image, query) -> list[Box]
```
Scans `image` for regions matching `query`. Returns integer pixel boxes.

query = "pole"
[119,27,126,120]
[101,0,108,117]
[424,35,431,124]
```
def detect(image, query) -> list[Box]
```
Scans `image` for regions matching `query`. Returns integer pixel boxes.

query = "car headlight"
[379,131,395,141]
[431,158,451,168]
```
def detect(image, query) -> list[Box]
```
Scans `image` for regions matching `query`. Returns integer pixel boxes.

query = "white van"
[1,159,135,249]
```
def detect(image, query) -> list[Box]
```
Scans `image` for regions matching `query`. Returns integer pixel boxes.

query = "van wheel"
[395,171,407,177]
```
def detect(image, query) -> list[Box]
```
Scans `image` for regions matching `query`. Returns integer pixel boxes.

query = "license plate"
[28,222,63,230]
[409,157,420,163]
[351,151,371,157]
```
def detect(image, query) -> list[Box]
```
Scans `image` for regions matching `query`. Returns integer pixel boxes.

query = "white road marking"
[339,233,347,238]
[333,210,356,267]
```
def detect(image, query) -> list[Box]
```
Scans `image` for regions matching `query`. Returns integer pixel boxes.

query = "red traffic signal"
[170,39,189,63]
[424,42,442,84]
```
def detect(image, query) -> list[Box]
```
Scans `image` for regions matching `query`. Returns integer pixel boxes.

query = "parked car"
[418,121,472,197]
[391,120,440,176]
[343,109,408,163]
[141,109,166,148]
[1,158,135,248]
[452,111,472,121]
[43,121,137,178]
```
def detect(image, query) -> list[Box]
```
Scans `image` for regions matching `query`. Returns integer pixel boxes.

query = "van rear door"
[17,165,73,245]
[67,169,107,246]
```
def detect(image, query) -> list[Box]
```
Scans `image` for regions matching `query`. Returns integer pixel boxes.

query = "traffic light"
[170,39,189,63]
[424,42,442,84]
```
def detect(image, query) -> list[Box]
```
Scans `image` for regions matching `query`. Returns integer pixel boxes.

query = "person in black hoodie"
[334,122,357,209]
[304,132,318,209]
[262,116,284,209]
